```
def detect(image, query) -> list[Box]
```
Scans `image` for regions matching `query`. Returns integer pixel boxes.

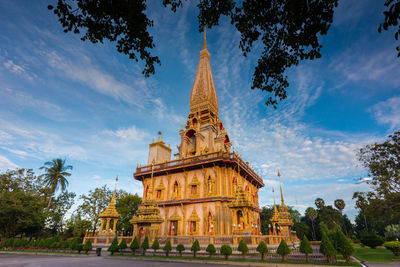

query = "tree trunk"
[306,253,309,262]
[194,251,196,258]
[311,220,316,241]
[261,253,264,260]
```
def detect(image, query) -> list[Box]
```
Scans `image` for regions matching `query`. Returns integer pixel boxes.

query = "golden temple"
[86,30,297,247]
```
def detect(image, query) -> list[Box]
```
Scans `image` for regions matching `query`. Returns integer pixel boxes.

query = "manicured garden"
[353,244,399,263]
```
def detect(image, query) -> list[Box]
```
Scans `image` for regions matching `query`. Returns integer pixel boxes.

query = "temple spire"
[272,187,278,213]
[203,26,207,50]
[278,170,285,206]
[111,176,118,204]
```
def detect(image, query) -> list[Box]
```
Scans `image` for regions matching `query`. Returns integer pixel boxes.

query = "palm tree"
[334,199,345,213]
[314,198,325,210]
[305,207,317,241]
[40,158,72,207]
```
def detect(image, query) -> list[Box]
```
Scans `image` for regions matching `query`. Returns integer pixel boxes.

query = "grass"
[110,253,361,266]
[353,244,395,263]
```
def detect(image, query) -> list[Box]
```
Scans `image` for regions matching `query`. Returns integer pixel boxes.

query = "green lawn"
[353,244,395,263]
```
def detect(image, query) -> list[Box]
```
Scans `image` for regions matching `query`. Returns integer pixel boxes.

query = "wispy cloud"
[371,96,400,129]
[0,155,18,170]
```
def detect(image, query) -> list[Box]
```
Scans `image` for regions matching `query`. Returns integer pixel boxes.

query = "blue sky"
[1,0,399,220]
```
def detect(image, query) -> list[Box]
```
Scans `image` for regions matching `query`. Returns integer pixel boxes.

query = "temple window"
[208,176,213,193]
[191,185,197,195]
[207,212,213,233]
[173,181,180,199]
[189,221,197,233]
[156,189,162,199]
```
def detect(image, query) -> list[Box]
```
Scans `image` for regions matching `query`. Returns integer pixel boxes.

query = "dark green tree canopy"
[379,0,400,57]
[49,0,338,108]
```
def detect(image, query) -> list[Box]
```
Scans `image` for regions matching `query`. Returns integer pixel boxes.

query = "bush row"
[108,236,313,262]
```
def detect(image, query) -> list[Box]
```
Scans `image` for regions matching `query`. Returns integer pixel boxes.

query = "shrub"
[130,236,139,254]
[360,233,385,249]
[320,232,335,263]
[220,244,232,259]
[336,230,354,264]
[119,239,127,251]
[163,240,172,256]
[276,239,291,262]
[191,239,200,258]
[299,235,313,262]
[384,241,400,256]
[70,237,83,253]
[14,239,28,248]
[28,239,37,247]
[256,241,268,260]
[151,238,160,255]
[61,240,70,249]
[38,239,46,248]
[176,244,185,257]
[385,224,400,241]
[83,239,92,254]
[141,236,149,255]
[238,239,249,258]
[206,244,216,257]
[107,236,119,255]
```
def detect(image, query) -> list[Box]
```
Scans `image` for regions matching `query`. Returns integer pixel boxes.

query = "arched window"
[208,176,212,193]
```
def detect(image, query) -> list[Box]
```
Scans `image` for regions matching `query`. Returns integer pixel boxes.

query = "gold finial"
[278,170,285,205]
[203,25,207,50]
[272,187,278,213]
[152,138,154,143]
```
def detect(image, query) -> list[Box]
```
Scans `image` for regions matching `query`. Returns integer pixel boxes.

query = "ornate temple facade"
[129,32,296,246]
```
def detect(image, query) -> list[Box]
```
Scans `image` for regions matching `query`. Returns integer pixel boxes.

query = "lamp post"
[233,224,236,235]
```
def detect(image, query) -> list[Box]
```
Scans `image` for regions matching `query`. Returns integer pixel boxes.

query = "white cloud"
[105,125,149,142]
[3,59,36,80]
[371,96,400,129]
[0,155,18,170]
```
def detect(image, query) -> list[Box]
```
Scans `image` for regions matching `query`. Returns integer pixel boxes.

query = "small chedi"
[129,31,297,247]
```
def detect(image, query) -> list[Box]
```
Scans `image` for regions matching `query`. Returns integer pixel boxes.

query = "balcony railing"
[135,151,264,186]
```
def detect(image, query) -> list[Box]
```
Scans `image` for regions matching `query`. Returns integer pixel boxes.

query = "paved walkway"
[0,253,351,267]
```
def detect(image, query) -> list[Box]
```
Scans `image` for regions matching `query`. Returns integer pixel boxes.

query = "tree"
[256,241,268,261]
[237,239,249,258]
[299,235,313,262]
[191,239,200,257]
[354,131,400,229]
[0,169,46,238]
[205,244,216,257]
[141,236,149,255]
[220,244,232,259]
[119,238,127,252]
[163,240,172,256]
[151,238,160,255]
[39,158,72,207]
[379,0,400,57]
[360,233,385,249]
[65,211,92,238]
[108,236,119,255]
[49,0,338,108]
[305,207,317,240]
[336,229,353,264]
[320,232,335,263]
[315,198,325,210]
[334,199,345,214]
[130,236,140,254]
[319,205,342,230]
[83,239,92,254]
[276,239,291,262]
[70,237,83,253]
[176,243,185,257]
[385,224,400,241]
[115,193,141,233]
[384,241,400,256]
[45,191,76,235]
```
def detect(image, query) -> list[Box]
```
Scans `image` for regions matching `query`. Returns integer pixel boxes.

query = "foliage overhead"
[379,0,400,57]
[49,0,338,108]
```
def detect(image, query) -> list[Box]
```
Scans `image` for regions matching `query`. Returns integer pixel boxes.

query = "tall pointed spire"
[278,170,285,206]
[203,26,207,50]
[272,187,278,213]
[189,30,219,115]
